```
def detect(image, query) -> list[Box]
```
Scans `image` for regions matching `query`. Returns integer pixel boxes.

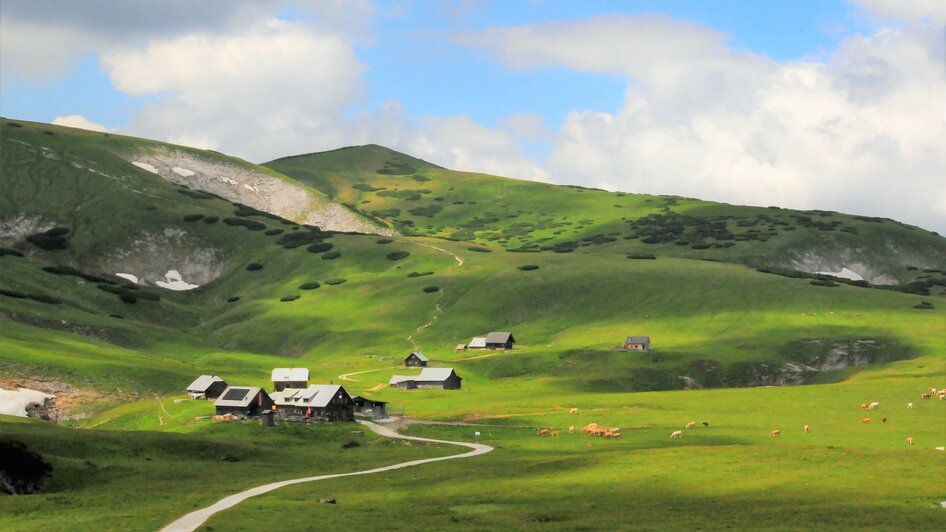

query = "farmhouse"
[624,336,651,352]
[270,384,354,422]
[405,351,429,367]
[214,386,274,418]
[485,332,515,350]
[186,375,227,399]
[271,367,309,391]
[351,396,388,419]
[468,337,487,349]
[389,367,462,390]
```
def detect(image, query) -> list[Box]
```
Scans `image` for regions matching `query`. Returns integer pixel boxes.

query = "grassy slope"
[1,121,944,530]
[266,145,946,285]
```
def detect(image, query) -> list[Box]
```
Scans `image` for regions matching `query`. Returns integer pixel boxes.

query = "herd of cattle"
[536,386,944,445]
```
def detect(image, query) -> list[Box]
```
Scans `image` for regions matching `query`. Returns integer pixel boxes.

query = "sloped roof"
[271,384,346,407]
[407,351,429,362]
[417,367,459,382]
[389,375,414,385]
[214,386,266,407]
[186,375,225,392]
[271,368,309,382]
[625,336,651,344]
[485,332,514,344]
[469,337,487,348]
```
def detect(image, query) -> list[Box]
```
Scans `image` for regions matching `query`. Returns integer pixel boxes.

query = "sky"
[1,0,944,233]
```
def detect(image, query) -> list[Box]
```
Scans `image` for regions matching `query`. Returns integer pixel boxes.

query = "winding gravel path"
[160,420,492,532]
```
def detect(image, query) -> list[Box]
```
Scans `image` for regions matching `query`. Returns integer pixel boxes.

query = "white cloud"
[469,16,946,233]
[52,114,109,132]
[852,0,946,23]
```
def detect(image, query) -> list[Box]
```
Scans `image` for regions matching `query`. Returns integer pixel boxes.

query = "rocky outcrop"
[124,148,394,235]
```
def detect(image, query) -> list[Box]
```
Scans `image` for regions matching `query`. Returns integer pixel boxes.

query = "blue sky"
[1,1,943,233]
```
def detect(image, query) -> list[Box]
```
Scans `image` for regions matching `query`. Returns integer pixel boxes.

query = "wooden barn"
[389,368,462,390]
[405,351,429,367]
[213,386,274,418]
[624,336,651,352]
[351,396,388,419]
[271,368,309,391]
[484,332,516,350]
[186,375,228,399]
[270,384,354,422]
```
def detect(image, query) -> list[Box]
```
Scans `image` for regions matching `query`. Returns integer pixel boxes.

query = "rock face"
[125,148,394,235]
[101,228,223,289]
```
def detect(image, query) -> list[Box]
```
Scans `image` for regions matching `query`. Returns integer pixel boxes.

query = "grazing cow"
[685,421,697,429]
[569,408,579,415]
[861,403,870,410]
[907,402,914,409]
[582,423,599,434]
[882,417,887,423]
[861,418,871,424]
[670,430,683,439]
[868,402,880,410]
[921,393,931,399]
[551,431,559,437]
[804,424,810,433]
[568,426,575,434]
[538,429,549,437]
[608,431,621,439]
[770,429,781,437]
[905,437,913,445]
[939,392,945,400]
[702,422,709,427]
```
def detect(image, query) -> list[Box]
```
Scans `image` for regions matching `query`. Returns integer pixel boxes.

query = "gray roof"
[485,332,514,344]
[214,386,267,407]
[271,385,347,408]
[390,367,460,385]
[407,351,429,362]
[468,337,487,348]
[271,368,309,382]
[187,375,225,393]
[625,336,651,344]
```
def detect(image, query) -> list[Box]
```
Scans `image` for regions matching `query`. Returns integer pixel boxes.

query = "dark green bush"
[41,265,115,284]
[110,314,124,319]
[264,229,284,236]
[321,251,341,260]
[0,247,25,257]
[204,216,219,224]
[407,271,433,278]
[371,208,401,218]
[352,183,385,192]
[627,254,656,260]
[376,238,393,244]
[177,189,216,200]
[408,205,443,217]
[280,295,301,302]
[246,263,263,271]
[324,278,347,285]
[387,251,410,261]
[517,265,540,271]
[26,227,70,250]
[412,175,430,182]
[467,246,492,253]
[0,288,27,299]
[913,301,934,309]
[810,279,837,287]
[226,296,241,303]
[299,282,320,290]
[306,242,334,253]
[27,293,63,304]
[422,286,439,293]
[183,214,205,222]
[6,121,23,127]
[223,218,266,231]
[276,230,333,249]
[120,293,137,304]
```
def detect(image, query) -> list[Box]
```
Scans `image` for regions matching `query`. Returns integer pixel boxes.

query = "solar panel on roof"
[222,388,250,401]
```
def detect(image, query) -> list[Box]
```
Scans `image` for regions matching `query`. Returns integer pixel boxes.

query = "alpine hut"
[484,332,516,350]
[623,336,651,352]
[270,384,354,422]
[405,351,429,367]
[213,386,274,418]
[271,368,309,391]
[351,396,388,419]
[468,337,487,350]
[389,367,462,390]
[186,375,228,399]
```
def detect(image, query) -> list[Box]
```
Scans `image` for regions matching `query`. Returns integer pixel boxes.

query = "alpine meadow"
[1,5,945,530]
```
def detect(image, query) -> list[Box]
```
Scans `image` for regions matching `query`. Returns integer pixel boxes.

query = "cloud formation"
[52,115,109,132]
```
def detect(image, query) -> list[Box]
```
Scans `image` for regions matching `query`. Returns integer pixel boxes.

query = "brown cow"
[702,421,709,427]
[921,393,931,399]
[538,429,549,437]
[685,421,697,429]
[551,431,559,437]
[861,417,871,424]
[804,424,810,433]
[860,403,869,410]
[770,429,781,437]
[905,437,913,445]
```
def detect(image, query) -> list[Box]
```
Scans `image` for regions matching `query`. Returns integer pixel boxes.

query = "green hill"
[267,145,946,286]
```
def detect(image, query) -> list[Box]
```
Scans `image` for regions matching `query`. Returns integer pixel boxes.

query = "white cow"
[670,430,683,439]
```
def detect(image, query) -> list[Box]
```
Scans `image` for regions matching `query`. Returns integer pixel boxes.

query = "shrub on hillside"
[913,301,934,310]
[306,242,334,254]
[264,229,284,236]
[120,293,137,304]
[299,282,320,290]
[176,189,216,200]
[517,265,539,271]
[386,251,410,261]
[408,205,443,217]
[376,238,393,244]
[422,286,439,293]
[226,296,241,303]
[324,278,347,285]
[0,289,27,299]
[0,440,53,495]
[0,247,25,257]
[222,218,266,231]
[407,271,434,278]
[371,208,401,218]
[41,265,115,284]
[321,251,341,260]
[809,279,837,287]
[627,254,656,260]
[27,293,63,305]
[26,227,70,250]
[182,214,205,222]
[280,295,301,302]
[246,263,264,271]
[276,230,333,249]
[203,216,219,224]
[352,183,384,192]
[467,246,492,253]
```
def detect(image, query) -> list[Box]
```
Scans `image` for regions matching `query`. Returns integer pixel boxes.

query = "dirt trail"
[403,240,463,350]
[160,420,492,532]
